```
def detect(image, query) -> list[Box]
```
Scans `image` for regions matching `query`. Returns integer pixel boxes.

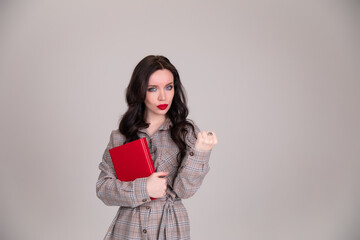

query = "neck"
[145,112,166,127]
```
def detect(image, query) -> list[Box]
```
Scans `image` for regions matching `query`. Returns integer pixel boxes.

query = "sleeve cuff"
[187,147,212,164]
[133,177,151,206]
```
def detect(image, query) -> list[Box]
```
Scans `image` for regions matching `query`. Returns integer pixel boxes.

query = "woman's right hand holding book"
[146,172,169,198]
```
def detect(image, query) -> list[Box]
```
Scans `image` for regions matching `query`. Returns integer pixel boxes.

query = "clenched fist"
[194,131,218,151]
[146,172,168,198]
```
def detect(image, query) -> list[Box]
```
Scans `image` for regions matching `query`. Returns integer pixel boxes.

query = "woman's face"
[144,69,175,121]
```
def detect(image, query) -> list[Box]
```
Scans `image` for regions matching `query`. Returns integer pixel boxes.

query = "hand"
[194,131,218,151]
[146,172,169,198]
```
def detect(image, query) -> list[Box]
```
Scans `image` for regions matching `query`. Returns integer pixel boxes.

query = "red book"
[109,137,156,200]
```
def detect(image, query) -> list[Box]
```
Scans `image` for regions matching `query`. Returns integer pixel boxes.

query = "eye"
[166,85,173,91]
[148,87,157,92]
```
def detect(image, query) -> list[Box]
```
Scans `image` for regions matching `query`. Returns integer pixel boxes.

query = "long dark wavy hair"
[118,55,195,162]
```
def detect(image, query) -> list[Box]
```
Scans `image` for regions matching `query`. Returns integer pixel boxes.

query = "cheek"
[145,94,156,106]
[169,91,175,101]
[144,95,151,106]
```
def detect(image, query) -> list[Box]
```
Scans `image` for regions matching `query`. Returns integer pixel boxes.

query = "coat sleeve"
[96,131,151,208]
[172,124,211,199]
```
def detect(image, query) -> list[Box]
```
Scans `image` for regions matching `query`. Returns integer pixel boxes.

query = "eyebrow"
[147,81,174,87]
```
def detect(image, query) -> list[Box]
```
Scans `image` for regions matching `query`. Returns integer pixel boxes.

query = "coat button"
[143,229,147,234]
[146,206,150,210]
[189,152,194,156]
[142,199,147,202]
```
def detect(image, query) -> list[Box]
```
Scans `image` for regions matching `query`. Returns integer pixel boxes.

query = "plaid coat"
[96,118,211,240]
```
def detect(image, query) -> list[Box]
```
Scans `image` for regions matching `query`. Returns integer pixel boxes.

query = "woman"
[96,55,218,240]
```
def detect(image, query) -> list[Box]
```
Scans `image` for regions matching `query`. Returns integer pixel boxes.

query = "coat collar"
[138,118,172,134]
[158,118,173,131]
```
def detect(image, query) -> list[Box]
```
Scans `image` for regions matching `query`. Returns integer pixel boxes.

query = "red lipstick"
[157,104,168,110]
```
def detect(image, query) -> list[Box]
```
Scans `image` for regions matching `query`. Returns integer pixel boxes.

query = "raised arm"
[172,125,218,199]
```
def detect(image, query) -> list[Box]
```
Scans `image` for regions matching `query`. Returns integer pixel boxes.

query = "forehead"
[148,69,174,85]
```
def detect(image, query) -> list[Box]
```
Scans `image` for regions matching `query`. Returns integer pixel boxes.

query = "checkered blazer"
[96,118,211,240]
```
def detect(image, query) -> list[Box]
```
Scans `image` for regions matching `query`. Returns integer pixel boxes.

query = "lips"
[157,104,168,110]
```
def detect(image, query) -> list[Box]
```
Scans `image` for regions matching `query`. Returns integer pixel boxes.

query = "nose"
[158,89,165,101]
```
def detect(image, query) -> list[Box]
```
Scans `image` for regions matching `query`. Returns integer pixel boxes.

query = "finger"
[197,132,203,140]
[204,132,214,144]
[206,131,217,143]
[201,131,208,140]
[205,131,215,138]
[154,172,169,177]
[206,139,214,145]
[210,131,217,139]
[205,131,215,140]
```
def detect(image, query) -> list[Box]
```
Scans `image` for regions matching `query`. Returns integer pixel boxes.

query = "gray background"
[1,0,359,240]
